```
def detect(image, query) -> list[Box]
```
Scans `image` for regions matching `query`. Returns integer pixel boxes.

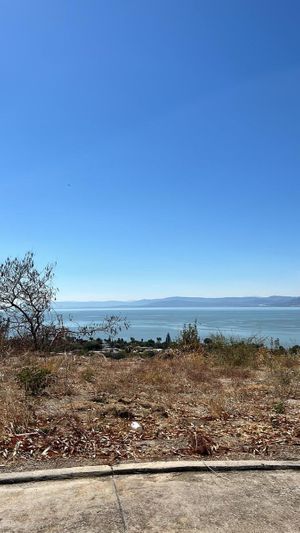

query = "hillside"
[54,296,300,309]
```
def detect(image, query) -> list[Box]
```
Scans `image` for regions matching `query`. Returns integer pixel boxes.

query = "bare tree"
[0,252,57,349]
[42,313,130,350]
[0,252,129,351]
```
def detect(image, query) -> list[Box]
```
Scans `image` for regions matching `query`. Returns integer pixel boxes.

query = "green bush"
[82,339,103,351]
[17,366,52,395]
[109,350,127,360]
[176,321,201,352]
[140,349,156,358]
[208,334,260,367]
[273,401,285,414]
[289,345,300,355]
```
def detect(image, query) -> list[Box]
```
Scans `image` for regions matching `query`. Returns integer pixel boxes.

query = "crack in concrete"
[112,473,127,532]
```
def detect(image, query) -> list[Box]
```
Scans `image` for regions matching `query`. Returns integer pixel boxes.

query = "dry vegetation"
[0,345,299,471]
[1,254,298,470]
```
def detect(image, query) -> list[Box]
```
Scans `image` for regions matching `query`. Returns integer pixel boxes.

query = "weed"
[184,355,212,383]
[17,366,52,396]
[273,401,286,414]
[271,367,300,399]
[81,367,95,383]
[0,386,34,435]
[189,429,217,455]
[208,334,260,367]
[1,348,299,464]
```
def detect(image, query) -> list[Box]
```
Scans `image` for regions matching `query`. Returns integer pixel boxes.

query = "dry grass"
[0,350,299,469]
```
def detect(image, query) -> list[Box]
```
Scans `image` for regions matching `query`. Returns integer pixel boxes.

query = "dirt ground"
[0,351,299,472]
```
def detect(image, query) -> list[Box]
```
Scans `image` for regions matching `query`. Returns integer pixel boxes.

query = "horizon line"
[54,294,299,303]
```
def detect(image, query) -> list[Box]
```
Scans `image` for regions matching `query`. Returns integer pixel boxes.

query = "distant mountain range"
[54,296,300,308]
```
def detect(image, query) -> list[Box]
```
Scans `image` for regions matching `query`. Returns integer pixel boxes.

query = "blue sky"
[1,0,300,300]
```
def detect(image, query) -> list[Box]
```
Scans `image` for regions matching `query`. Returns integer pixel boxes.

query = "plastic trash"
[131,421,142,430]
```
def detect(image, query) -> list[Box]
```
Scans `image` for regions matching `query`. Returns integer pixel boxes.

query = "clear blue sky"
[1,0,300,300]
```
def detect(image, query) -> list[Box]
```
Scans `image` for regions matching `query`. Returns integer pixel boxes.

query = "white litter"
[131,421,142,430]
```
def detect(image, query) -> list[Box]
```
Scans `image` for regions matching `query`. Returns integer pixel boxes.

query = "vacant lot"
[0,348,299,471]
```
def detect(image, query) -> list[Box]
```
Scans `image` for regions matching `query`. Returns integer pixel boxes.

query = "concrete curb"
[0,465,112,485]
[111,459,300,476]
[0,460,299,485]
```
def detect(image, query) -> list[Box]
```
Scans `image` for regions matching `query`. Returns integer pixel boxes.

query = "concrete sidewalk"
[0,464,299,532]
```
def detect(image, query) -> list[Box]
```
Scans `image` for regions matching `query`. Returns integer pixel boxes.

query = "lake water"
[54,307,300,346]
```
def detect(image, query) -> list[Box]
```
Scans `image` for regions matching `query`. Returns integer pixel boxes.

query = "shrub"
[82,339,103,351]
[109,350,127,360]
[289,345,300,355]
[208,334,260,367]
[140,349,156,358]
[176,321,201,352]
[17,366,52,396]
[271,367,300,399]
[184,355,209,383]
[81,367,95,383]
[273,401,285,414]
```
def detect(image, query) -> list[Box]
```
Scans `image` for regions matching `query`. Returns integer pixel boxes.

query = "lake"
[54,307,300,346]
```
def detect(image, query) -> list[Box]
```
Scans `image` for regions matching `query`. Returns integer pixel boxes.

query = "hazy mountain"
[54,296,300,308]
[53,300,130,309]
